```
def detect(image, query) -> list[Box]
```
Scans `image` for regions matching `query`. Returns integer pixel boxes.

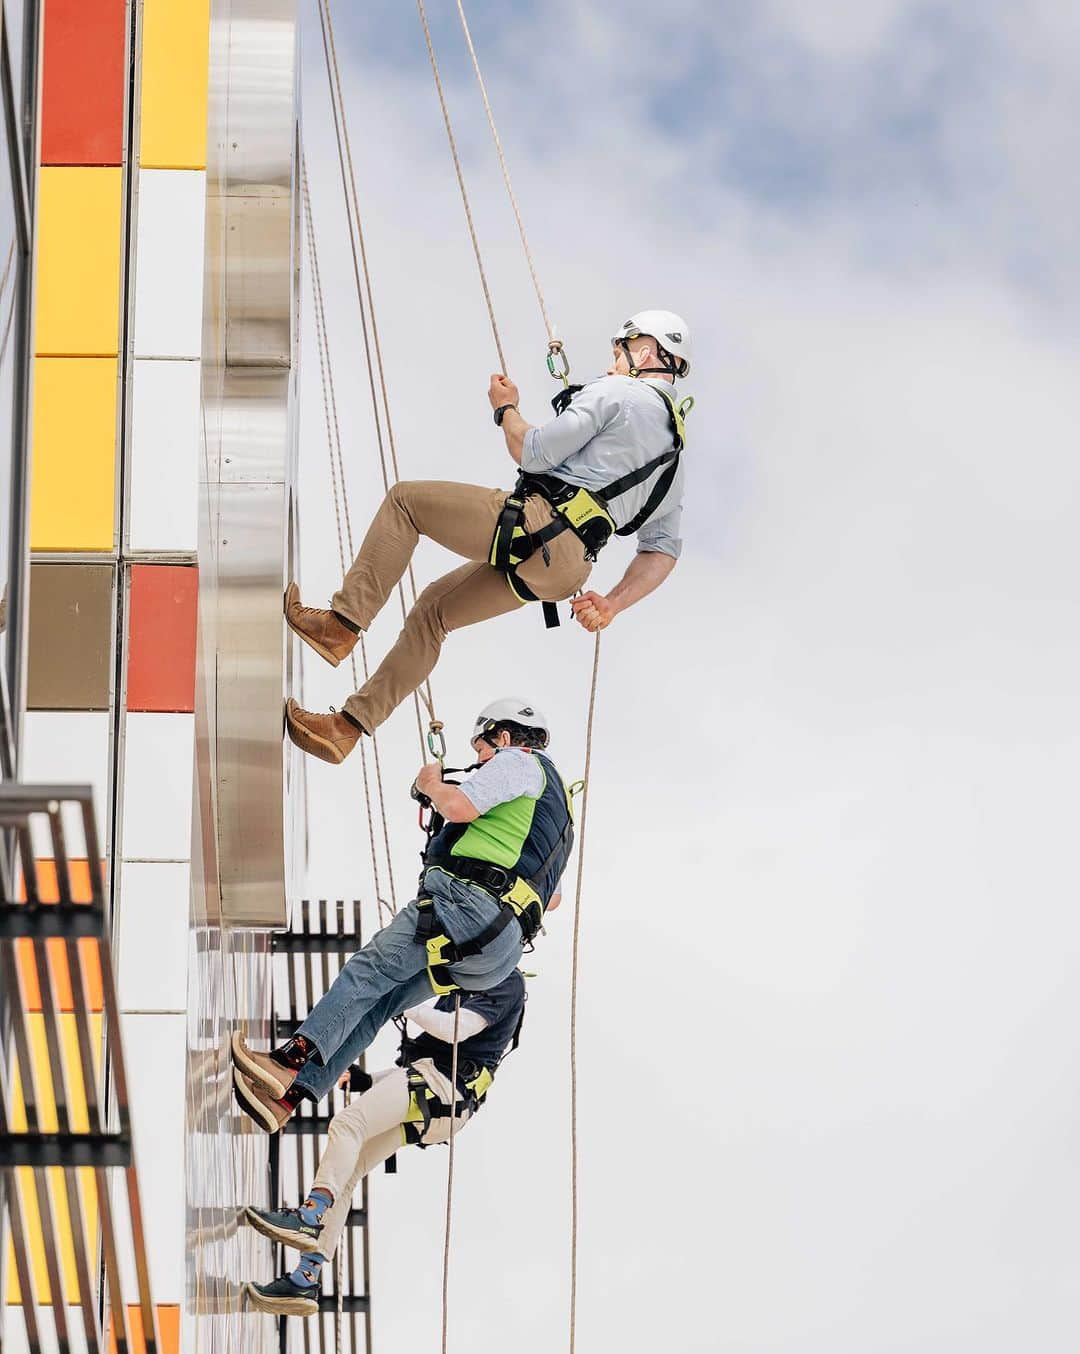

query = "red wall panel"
[41,0,127,165]
[127,565,198,713]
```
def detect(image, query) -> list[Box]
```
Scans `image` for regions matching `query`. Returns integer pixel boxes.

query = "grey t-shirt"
[459,747,544,814]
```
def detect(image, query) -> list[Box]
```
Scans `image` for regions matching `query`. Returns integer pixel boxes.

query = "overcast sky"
[291,3,1080,1350]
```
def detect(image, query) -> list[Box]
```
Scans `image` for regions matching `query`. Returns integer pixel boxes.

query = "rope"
[415,0,508,372]
[569,634,601,1354]
[300,156,396,927]
[301,158,394,918]
[441,993,462,1354]
[451,0,557,345]
[335,1086,351,1354]
[317,0,438,747]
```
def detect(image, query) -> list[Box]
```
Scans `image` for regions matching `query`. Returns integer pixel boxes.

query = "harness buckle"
[424,933,460,997]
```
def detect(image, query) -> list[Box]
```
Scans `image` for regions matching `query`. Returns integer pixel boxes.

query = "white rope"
[336,1086,351,1354]
[452,0,558,345]
[415,0,508,371]
[300,155,396,927]
[441,994,462,1354]
[316,0,439,749]
[569,635,600,1354]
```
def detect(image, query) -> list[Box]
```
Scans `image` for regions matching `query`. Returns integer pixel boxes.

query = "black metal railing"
[0,783,158,1353]
[267,899,373,1354]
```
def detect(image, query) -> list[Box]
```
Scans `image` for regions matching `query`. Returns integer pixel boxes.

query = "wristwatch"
[493,403,518,427]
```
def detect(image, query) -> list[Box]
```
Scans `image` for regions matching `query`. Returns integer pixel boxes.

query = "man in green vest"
[283,310,692,763]
[231,698,572,1132]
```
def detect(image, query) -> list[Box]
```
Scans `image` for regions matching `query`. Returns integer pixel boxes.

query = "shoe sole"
[232,1069,285,1135]
[244,1281,318,1318]
[245,1206,323,1252]
[283,583,344,668]
[284,699,350,765]
[230,1031,291,1097]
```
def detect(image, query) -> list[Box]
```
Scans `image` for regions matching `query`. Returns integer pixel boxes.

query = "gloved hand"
[337,1065,373,1094]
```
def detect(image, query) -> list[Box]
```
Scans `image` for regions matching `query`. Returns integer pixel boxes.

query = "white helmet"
[612,310,692,377]
[472,698,551,749]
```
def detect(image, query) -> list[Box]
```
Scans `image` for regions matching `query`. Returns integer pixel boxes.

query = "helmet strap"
[620,337,676,380]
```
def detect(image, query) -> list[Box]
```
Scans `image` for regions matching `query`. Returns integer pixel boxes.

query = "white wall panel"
[118,860,191,1011]
[128,358,200,552]
[133,170,206,358]
[116,1013,187,1303]
[1,1307,91,1354]
[21,711,110,859]
[121,713,195,860]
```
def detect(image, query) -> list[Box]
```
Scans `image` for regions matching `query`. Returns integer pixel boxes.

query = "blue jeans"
[294,868,522,1101]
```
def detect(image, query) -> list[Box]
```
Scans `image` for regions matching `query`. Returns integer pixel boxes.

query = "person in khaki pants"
[285,311,692,763]
[240,971,526,1317]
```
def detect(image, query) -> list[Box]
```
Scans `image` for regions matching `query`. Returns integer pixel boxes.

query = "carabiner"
[427,720,447,765]
[546,340,571,387]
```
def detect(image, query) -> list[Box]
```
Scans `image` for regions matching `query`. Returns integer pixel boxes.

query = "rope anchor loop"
[546,339,571,387]
[427,719,447,765]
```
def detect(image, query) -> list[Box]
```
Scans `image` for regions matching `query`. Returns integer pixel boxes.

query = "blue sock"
[290,1252,325,1289]
[297,1188,333,1226]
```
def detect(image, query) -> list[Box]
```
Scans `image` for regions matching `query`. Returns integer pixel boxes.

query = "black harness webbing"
[489,382,685,626]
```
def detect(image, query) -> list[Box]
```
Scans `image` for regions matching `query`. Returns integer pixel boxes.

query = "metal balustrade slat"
[0,787,158,1354]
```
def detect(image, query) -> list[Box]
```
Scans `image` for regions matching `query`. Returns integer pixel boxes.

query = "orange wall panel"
[107,1305,180,1354]
[127,565,198,712]
[15,860,105,1012]
[42,0,127,165]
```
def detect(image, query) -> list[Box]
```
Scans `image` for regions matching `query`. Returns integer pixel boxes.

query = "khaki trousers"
[331,481,591,732]
[310,1061,472,1261]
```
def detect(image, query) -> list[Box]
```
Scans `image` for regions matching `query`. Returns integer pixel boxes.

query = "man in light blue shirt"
[283,311,694,764]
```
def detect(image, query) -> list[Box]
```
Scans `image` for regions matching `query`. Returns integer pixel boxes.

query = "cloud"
[291,3,1080,1350]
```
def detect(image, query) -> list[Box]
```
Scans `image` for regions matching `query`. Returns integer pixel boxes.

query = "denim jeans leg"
[294,968,434,1101]
[293,902,428,1077]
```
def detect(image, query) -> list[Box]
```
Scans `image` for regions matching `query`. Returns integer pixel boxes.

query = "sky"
[291,3,1080,1350]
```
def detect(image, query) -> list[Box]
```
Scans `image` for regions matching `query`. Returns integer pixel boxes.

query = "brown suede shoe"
[284,582,358,668]
[232,1069,293,1135]
[231,1031,296,1097]
[284,699,362,764]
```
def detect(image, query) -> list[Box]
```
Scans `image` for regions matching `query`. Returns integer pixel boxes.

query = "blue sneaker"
[245,1274,320,1317]
[245,1204,325,1250]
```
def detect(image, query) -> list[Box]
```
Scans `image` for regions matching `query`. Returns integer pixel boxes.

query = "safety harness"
[489,381,693,627]
[414,815,572,995]
[397,998,526,1149]
[412,766,575,996]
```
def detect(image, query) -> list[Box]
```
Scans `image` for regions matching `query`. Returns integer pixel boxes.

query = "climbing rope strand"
[317,0,438,754]
[452,0,557,343]
[569,633,601,1354]
[442,994,462,1354]
[301,157,397,923]
[415,0,508,372]
[336,1086,351,1354]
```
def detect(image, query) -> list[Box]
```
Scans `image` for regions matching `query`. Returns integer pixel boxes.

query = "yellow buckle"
[556,488,613,533]
[425,934,459,996]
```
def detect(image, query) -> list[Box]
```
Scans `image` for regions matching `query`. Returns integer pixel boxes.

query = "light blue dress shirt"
[520,374,685,558]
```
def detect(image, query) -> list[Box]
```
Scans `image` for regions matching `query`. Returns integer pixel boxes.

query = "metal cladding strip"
[198,0,297,927]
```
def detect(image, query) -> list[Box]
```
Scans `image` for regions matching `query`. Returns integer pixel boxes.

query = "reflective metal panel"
[198,0,298,928]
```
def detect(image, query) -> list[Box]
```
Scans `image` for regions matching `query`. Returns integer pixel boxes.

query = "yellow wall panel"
[36,167,123,355]
[31,358,118,550]
[140,0,211,169]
